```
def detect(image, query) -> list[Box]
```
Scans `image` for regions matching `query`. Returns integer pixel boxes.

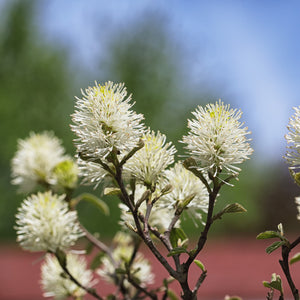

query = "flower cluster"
[11,131,70,193]
[285,106,300,171]
[11,81,257,300]
[125,129,176,187]
[71,81,145,186]
[160,162,209,223]
[41,253,94,300]
[97,232,154,290]
[295,197,300,221]
[15,191,83,252]
[182,100,253,177]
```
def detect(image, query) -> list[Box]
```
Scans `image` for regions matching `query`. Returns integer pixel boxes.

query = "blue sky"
[34,1,300,162]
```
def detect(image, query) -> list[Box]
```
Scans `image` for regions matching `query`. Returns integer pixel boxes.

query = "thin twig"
[55,252,103,300]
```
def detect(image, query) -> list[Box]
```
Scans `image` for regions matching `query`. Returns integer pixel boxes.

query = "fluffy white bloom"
[41,253,94,300]
[11,131,68,193]
[125,129,176,186]
[15,191,83,252]
[97,232,154,290]
[71,81,145,186]
[119,184,175,231]
[285,106,300,170]
[295,197,300,221]
[182,100,253,176]
[160,162,209,223]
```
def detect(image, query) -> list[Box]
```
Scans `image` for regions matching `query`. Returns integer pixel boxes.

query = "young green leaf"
[167,290,180,300]
[222,203,247,214]
[77,193,109,215]
[213,203,247,221]
[104,187,121,196]
[224,296,243,300]
[170,228,188,249]
[256,231,282,240]
[55,248,67,268]
[167,247,188,257]
[90,252,106,270]
[263,273,283,294]
[290,252,300,265]
[194,260,206,272]
[266,241,285,254]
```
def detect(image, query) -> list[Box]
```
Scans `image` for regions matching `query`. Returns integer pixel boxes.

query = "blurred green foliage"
[0,0,75,239]
[1,1,298,242]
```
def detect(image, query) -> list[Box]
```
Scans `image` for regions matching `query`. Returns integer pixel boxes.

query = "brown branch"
[54,252,103,300]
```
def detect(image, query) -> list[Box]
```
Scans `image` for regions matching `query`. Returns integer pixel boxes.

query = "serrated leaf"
[167,290,180,300]
[194,260,206,272]
[266,241,285,254]
[90,252,106,270]
[170,228,188,249]
[256,231,282,240]
[78,193,109,215]
[167,247,188,257]
[290,252,300,264]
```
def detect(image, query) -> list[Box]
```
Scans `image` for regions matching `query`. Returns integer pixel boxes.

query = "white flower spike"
[71,81,145,186]
[182,100,253,177]
[11,131,68,193]
[125,129,176,187]
[285,106,300,170]
[41,253,94,300]
[15,191,83,252]
[160,162,209,223]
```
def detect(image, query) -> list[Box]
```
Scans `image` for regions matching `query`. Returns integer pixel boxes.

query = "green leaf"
[115,268,127,275]
[256,231,282,240]
[55,248,67,268]
[222,203,247,214]
[213,203,247,221]
[90,252,106,270]
[77,193,109,215]
[104,187,121,196]
[224,297,243,300]
[170,228,188,249]
[194,260,206,272]
[167,290,180,300]
[85,241,94,255]
[167,247,188,257]
[290,252,300,265]
[263,273,283,293]
[266,241,285,254]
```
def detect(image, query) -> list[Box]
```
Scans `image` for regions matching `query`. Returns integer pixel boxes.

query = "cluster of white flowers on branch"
[256,106,300,300]
[12,80,268,300]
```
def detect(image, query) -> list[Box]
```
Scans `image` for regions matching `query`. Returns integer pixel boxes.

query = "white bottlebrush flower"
[15,191,83,252]
[160,162,209,223]
[125,129,176,186]
[71,81,145,186]
[97,232,154,290]
[295,197,300,221]
[119,184,175,231]
[285,106,300,170]
[182,100,253,177]
[41,253,94,300]
[11,131,68,193]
